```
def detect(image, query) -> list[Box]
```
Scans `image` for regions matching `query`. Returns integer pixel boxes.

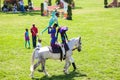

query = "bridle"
[72,37,81,52]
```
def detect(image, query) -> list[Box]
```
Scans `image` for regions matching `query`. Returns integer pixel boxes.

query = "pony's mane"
[69,37,79,41]
[69,38,75,41]
[67,38,78,44]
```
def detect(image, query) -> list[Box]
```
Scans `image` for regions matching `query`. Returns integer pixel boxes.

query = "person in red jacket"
[31,24,38,48]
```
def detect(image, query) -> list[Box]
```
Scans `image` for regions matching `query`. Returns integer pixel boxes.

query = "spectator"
[43,0,48,16]
[2,3,8,12]
[36,39,42,49]
[13,4,17,13]
[61,0,68,18]
[34,39,42,59]
[31,24,38,48]
[18,0,25,12]
[25,28,30,49]
[28,1,33,11]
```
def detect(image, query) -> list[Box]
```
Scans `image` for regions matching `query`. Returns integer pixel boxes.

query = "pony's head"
[77,37,82,52]
[68,37,82,52]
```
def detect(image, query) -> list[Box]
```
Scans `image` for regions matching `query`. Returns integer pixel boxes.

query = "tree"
[41,3,44,16]
[64,0,72,4]
[48,0,51,6]
[104,0,108,8]
[67,4,72,20]
[55,0,60,5]
[28,0,31,5]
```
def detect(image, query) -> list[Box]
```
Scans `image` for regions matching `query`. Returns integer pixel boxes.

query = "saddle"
[48,46,61,53]
[48,46,63,61]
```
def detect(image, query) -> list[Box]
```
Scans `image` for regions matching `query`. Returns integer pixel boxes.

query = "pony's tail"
[30,50,35,72]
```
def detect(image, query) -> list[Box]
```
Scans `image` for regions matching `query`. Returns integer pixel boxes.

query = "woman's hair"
[56,12,59,17]
[32,24,35,27]
[38,39,42,43]
[26,28,28,31]
[53,23,58,27]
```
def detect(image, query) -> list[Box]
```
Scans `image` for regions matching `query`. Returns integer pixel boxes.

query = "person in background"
[25,28,30,49]
[34,39,42,59]
[31,24,38,48]
[18,0,25,12]
[43,0,48,16]
[13,3,17,13]
[36,39,42,49]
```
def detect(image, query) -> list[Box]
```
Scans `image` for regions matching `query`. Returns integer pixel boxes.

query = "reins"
[72,37,81,51]
[72,47,78,51]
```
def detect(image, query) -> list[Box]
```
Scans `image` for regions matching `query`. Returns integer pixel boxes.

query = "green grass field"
[0,0,120,80]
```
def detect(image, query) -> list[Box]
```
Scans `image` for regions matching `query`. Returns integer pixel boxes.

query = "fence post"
[28,0,31,5]
[67,4,72,20]
[48,0,51,6]
[41,3,44,16]
[0,0,1,12]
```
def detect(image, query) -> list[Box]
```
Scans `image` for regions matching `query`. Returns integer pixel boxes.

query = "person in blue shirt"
[48,23,60,53]
[24,28,30,49]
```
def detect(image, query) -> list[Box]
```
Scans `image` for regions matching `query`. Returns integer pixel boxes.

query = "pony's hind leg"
[30,65,34,78]
[34,60,41,70]
[41,59,49,76]
[30,59,41,78]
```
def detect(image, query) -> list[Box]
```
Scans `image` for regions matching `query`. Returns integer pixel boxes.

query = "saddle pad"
[48,46,61,54]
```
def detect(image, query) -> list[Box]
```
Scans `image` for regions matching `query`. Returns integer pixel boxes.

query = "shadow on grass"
[18,11,41,16]
[32,71,87,80]
[2,11,41,16]
[74,7,83,9]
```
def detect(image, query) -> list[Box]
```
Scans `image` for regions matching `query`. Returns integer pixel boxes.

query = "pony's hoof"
[31,77,34,79]
[29,74,34,79]
[63,70,69,74]
[45,74,50,77]
[64,72,69,74]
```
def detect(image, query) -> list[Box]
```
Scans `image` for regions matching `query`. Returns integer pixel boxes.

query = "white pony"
[30,37,82,78]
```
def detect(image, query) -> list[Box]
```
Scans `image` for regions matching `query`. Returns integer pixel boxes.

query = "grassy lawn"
[0,0,120,80]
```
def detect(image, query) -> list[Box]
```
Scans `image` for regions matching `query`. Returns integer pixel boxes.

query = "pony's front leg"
[63,58,71,74]
[70,56,76,71]
[30,69,34,78]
